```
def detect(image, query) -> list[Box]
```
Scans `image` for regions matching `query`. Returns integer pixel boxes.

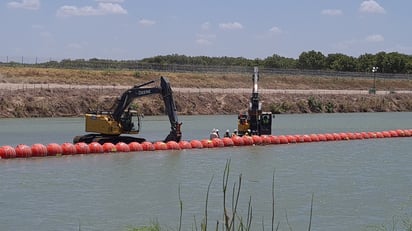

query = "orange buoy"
[31,143,47,157]
[212,138,225,147]
[15,144,32,158]
[293,135,304,143]
[242,136,254,145]
[190,140,203,149]
[354,133,363,140]
[332,133,342,141]
[201,139,214,148]
[61,143,77,155]
[278,135,289,144]
[231,136,244,146]
[339,133,349,140]
[0,145,16,159]
[317,134,327,142]
[166,141,181,150]
[382,131,391,138]
[361,132,370,139]
[102,142,117,152]
[128,142,143,151]
[221,137,234,146]
[325,133,335,141]
[286,135,297,143]
[75,142,90,154]
[252,135,263,145]
[301,135,312,142]
[46,143,63,156]
[141,141,155,151]
[88,142,104,153]
[309,134,319,142]
[404,130,411,137]
[116,142,131,152]
[389,130,398,137]
[261,135,272,145]
[178,140,192,149]
[373,132,382,138]
[154,141,167,150]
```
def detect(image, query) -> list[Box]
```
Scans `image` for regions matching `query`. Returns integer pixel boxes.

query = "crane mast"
[238,67,272,136]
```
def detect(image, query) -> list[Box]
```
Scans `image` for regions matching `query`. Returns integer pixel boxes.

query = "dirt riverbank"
[1,87,411,118]
[0,67,411,118]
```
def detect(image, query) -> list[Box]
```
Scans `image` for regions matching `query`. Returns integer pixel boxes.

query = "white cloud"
[365,34,384,42]
[57,2,127,17]
[196,34,216,45]
[7,0,40,10]
[359,0,386,14]
[219,22,243,30]
[201,22,211,31]
[138,19,156,27]
[269,26,282,34]
[321,9,343,16]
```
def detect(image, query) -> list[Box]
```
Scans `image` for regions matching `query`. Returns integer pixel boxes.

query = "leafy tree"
[326,53,357,71]
[298,50,326,69]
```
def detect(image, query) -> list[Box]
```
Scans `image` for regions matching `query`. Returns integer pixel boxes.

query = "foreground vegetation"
[127,160,412,231]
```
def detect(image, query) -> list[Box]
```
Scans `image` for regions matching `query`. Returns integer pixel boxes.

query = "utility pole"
[370,66,378,94]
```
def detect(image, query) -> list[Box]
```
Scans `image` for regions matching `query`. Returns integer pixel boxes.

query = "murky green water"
[1,113,411,231]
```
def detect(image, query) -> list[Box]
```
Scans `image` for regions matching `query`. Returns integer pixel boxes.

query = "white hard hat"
[226,129,230,132]
[216,129,219,132]
[234,129,238,132]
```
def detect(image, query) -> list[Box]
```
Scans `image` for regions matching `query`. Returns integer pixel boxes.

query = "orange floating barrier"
[128,142,143,151]
[278,135,289,144]
[178,140,192,149]
[141,141,155,151]
[75,142,90,154]
[102,142,117,152]
[166,141,181,150]
[31,143,48,157]
[325,133,335,141]
[231,136,244,146]
[286,135,297,143]
[404,130,411,137]
[389,130,398,137]
[317,134,327,142]
[222,137,234,146]
[88,142,104,153]
[0,145,16,159]
[302,134,312,142]
[242,136,254,145]
[116,142,131,152]
[15,144,32,158]
[252,135,263,145]
[47,143,63,156]
[309,134,319,142]
[269,135,280,144]
[361,132,370,139]
[382,131,391,138]
[201,139,214,148]
[260,135,272,144]
[212,138,225,147]
[190,140,203,149]
[61,142,77,155]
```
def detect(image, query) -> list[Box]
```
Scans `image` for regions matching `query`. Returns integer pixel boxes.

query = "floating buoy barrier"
[1,129,411,159]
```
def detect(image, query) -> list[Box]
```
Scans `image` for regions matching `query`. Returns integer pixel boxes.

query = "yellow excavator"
[73,76,182,144]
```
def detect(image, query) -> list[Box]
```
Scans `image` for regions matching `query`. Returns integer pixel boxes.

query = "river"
[0,112,411,231]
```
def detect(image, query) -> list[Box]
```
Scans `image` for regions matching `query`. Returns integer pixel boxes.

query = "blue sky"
[1,0,411,61]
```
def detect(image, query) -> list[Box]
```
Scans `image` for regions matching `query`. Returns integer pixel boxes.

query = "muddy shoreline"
[1,87,411,118]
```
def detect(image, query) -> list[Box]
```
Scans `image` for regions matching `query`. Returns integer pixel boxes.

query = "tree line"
[4,50,412,74]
